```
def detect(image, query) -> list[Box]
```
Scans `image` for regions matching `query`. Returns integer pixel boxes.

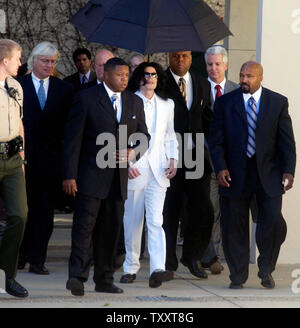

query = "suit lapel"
[44,76,56,110]
[153,94,163,142]
[166,68,187,108]
[26,74,43,111]
[256,88,269,128]
[189,71,199,113]
[120,91,133,124]
[98,83,118,123]
[234,90,247,125]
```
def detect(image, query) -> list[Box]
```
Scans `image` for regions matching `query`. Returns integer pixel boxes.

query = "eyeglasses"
[144,72,158,78]
[38,58,57,65]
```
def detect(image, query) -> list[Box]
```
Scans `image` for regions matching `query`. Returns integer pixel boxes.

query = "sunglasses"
[144,72,158,78]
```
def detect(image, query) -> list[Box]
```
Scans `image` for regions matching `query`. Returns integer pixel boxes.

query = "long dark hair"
[127,62,168,100]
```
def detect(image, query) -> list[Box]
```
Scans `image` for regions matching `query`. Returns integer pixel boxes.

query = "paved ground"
[0,214,300,310]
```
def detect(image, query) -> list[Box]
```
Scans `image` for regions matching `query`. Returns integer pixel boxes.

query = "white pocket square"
[132,115,136,119]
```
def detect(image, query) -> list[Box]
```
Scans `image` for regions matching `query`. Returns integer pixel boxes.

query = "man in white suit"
[120,62,178,288]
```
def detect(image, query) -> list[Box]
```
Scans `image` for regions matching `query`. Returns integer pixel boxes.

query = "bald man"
[209,61,296,290]
[83,49,115,88]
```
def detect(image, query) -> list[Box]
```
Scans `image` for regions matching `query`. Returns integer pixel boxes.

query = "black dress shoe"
[149,270,174,288]
[5,278,28,298]
[18,260,26,270]
[258,273,275,289]
[29,264,50,275]
[180,259,208,279]
[66,277,84,296]
[120,274,136,283]
[95,283,124,294]
[229,282,243,289]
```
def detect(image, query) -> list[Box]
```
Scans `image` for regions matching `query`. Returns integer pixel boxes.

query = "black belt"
[0,136,23,159]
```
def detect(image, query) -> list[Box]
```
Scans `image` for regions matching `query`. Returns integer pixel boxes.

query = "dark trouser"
[201,174,259,266]
[20,174,58,265]
[221,156,286,284]
[0,154,27,278]
[163,165,214,271]
[69,171,124,286]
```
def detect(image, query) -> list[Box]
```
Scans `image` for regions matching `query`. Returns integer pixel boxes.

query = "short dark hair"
[127,62,168,100]
[104,57,128,72]
[72,47,92,62]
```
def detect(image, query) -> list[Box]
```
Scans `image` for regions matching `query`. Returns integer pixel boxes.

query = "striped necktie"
[246,96,257,157]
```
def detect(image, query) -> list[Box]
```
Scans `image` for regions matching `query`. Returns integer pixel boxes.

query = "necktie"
[178,77,186,102]
[82,75,87,84]
[215,84,222,98]
[246,97,257,158]
[111,94,118,115]
[37,79,46,110]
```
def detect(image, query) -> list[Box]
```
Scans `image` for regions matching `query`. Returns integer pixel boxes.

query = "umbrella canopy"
[70,0,232,54]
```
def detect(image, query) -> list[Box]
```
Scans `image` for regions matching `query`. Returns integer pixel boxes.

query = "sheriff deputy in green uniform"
[0,39,28,298]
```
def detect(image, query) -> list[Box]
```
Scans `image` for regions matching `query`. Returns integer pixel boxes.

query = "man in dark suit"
[18,41,74,275]
[83,48,115,90]
[209,61,296,289]
[162,51,214,279]
[62,58,150,296]
[201,45,239,274]
[63,47,96,91]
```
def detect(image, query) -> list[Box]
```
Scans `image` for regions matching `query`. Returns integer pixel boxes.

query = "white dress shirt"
[208,77,226,102]
[103,82,122,122]
[243,86,262,114]
[170,69,193,110]
[79,70,91,84]
[135,91,156,134]
[31,72,50,99]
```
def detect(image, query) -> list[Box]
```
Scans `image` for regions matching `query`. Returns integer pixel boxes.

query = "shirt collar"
[32,72,50,84]
[79,70,90,80]
[170,69,191,85]
[135,90,155,107]
[103,82,121,100]
[208,77,226,90]
[243,86,262,103]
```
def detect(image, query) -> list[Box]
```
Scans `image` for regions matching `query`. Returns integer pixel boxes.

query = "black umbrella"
[70,0,232,54]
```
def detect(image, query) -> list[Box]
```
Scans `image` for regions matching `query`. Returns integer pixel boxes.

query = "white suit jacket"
[128,91,178,190]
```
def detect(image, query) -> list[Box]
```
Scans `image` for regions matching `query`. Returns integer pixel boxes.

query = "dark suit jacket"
[63,71,96,92]
[83,79,98,89]
[18,74,75,177]
[209,87,296,198]
[62,83,150,201]
[165,68,213,166]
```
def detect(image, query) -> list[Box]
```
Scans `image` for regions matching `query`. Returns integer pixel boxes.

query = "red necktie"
[215,84,222,98]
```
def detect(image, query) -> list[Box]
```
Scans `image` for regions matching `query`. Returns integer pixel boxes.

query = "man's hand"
[165,158,177,179]
[282,173,294,191]
[62,179,77,197]
[217,170,231,187]
[114,148,136,163]
[128,166,141,179]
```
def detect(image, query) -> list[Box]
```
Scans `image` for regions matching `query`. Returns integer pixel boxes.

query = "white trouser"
[123,169,167,275]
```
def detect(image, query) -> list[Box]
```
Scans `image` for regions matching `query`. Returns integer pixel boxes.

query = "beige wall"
[225,0,258,83]
[225,0,300,264]
[258,0,300,264]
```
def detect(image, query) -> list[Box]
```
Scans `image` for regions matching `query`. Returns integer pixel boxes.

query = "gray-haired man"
[201,45,239,274]
[18,42,74,275]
